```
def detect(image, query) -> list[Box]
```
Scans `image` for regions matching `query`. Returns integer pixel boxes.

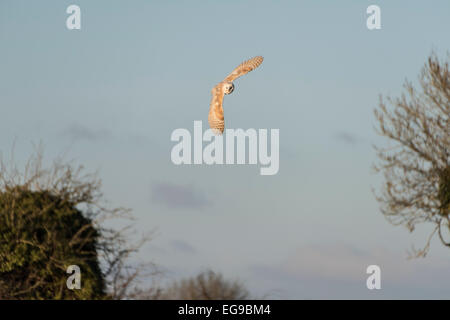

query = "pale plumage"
[208,56,264,135]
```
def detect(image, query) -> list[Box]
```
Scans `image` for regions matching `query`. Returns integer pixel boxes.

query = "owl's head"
[223,82,234,95]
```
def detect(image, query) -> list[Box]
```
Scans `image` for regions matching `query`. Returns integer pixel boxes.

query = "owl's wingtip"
[252,56,264,66]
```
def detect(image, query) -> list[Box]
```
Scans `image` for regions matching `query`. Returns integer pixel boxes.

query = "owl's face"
[223,82,234,95]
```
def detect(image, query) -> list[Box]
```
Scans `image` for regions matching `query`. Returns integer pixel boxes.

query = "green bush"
[0,186,106,299]
[439,166,450,216]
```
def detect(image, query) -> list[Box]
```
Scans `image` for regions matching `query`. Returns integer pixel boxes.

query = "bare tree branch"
[374,52,450,257]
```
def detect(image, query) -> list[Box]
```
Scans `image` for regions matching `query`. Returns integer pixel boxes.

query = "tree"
[374,52,450,257]
[155,270,250,300]
[0,150,153,299]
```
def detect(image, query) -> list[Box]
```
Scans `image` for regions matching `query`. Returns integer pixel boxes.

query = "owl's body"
[208,56,263,135]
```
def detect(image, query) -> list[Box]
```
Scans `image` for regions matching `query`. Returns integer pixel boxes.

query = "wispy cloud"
[170,239,197,254]
[151,182,211,209]
[334,132,360,146]
[248,244,450,299]
[62,124,111,141]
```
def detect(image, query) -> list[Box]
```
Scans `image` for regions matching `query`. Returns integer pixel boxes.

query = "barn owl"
[208,56,264,135]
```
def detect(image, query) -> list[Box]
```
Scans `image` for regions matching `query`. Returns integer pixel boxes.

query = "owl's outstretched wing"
[208,84,225,135]
[223,56,264,82]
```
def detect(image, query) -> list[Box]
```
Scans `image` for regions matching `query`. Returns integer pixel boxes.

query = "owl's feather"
[223,56,264,82]
[208,84,225,134]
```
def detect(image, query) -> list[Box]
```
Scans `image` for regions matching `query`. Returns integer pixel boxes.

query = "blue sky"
[1,0,450,298]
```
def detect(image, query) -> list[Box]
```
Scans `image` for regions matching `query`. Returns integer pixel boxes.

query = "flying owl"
[208,56,264,135]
